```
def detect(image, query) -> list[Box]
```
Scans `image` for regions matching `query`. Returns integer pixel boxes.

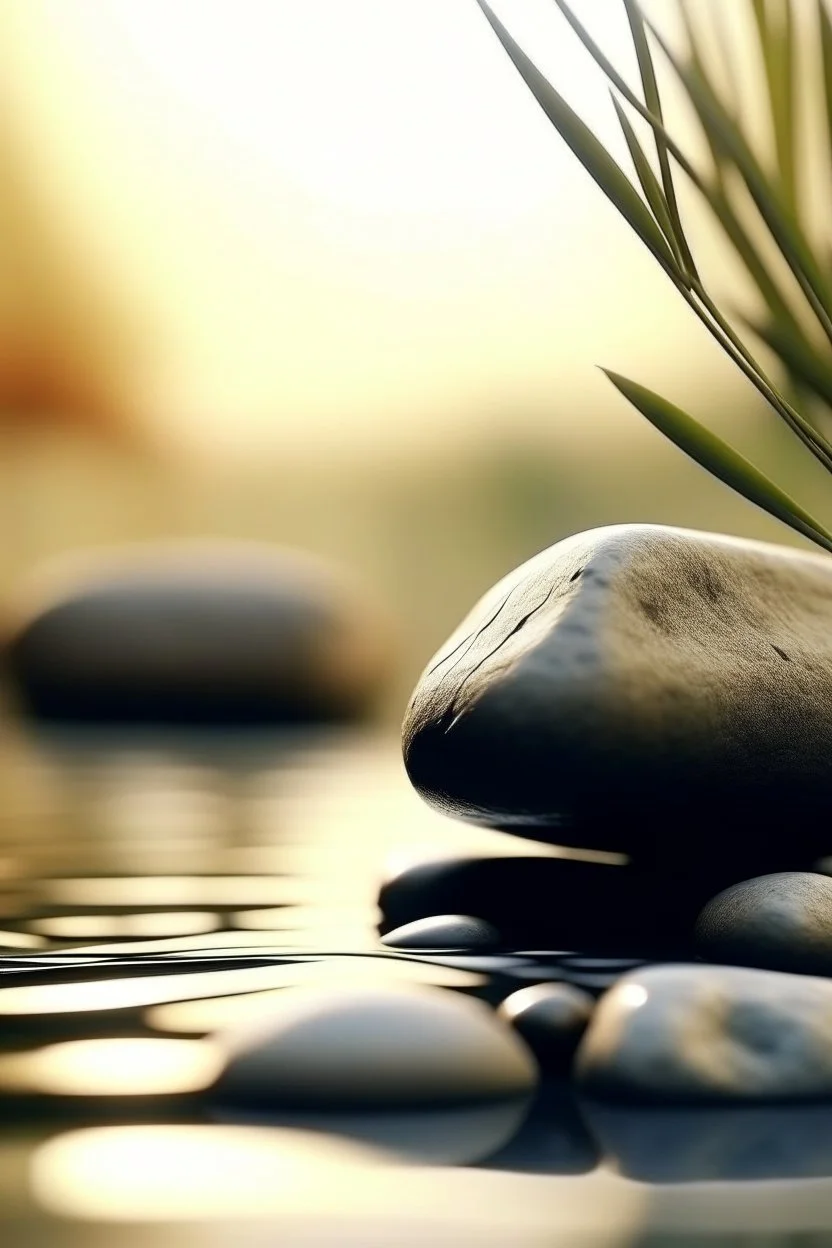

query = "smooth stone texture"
[576,963,832,1103]
[213,984,538,1110]
[403,524,832,863]
[5,542,388,725]
[381,914,500,952]
[695,872,832,975]
[499,983,594,1069]
[378,854,725,954]
[583,1101,832,1183]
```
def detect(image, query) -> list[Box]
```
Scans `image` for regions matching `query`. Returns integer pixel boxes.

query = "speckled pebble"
[381,914,500,952]
[695,872,832,975]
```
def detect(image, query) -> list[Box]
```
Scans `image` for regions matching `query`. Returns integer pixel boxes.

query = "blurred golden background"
[0,0,826,714]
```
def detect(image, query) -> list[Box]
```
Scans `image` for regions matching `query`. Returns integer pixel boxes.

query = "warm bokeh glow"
[0,1037,220,1096]
[0,0,724,458]
[30,1123,643,1236]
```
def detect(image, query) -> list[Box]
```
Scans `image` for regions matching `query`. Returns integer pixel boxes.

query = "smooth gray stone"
[6,542,388,725]
[403,524,832,861]
[695,872,832,975]
[499,983,594,1069]
[381,915,500,952]
[213,984,538,1109]
[576,963,832,1103]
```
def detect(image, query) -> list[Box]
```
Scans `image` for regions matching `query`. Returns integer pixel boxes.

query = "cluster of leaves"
[477,0,832,553]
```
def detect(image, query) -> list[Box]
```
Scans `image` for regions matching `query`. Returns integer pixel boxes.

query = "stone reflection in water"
[223,1099,531,1166]
[0,930,45,951]
[0,725,502,960]
[584,1100,832,1183]
[29,1124,642,1244]
[483,1082,599,1175]
[30,1125,395,1221]
[31,913,220,941]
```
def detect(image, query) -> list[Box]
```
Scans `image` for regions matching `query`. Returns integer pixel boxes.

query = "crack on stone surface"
[424,585,517,680]
[444,582,561,732]
[772,645,791,662]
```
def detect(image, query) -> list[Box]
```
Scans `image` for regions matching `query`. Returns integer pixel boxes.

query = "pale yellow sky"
[0,0,751,460]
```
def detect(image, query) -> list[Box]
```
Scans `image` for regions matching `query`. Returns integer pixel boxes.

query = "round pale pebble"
[212,984,538,1110]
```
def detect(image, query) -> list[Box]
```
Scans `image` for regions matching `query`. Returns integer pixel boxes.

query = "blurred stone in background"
[3,543,390,726]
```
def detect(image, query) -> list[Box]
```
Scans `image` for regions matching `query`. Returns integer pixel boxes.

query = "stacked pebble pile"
[384,524,832,1103]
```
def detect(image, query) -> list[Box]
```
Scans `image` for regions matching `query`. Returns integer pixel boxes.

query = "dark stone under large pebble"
[4,543,388,725]
[695,871,832,975]
[403,524,832,866]
[378,855,747,955]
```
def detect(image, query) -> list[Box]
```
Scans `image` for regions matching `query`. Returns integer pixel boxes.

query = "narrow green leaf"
[475,2,680,277]
[622,0,698,278]
[708,185,797,328]
[677,0,729,182]
[548,0,706,192]
[547,0,815,340]
[611,95,681,263]
[743,316,832,409]
[603,370,832,552]
[752,0,797,213]
[647,18,832,342]
[819,0,832,179]
[709,0,743,123]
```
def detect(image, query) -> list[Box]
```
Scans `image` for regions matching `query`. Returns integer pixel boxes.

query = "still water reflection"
[0,723,829,1244]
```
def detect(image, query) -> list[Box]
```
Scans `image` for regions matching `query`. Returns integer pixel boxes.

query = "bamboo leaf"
[611,95,681,261]
[623,0,698,277]
[545,0,817,336]
[752,0,797,213]
[743,316,832,409]
[475,2,681,277]
[677,0,729,182]
[603,370,832,551]
[646,19,832,340]
[819,0,832,180]
[549,0,706,191]
[708,185,797,328]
